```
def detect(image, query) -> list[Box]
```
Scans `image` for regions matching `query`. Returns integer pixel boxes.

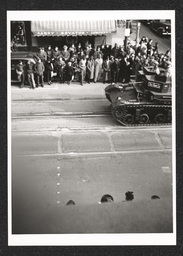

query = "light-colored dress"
[94,58,103,82]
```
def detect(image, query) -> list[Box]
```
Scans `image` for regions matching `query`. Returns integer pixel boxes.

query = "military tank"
[105,66,172,126]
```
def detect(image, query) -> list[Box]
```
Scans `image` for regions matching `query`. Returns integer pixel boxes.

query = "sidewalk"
[11,81,108,100]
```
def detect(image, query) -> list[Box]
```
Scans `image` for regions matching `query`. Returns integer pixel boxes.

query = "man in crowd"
[45,58,54,85]
[16,60,25,88]
[61,45,70,63]
[34,47,47,63]
[102,56,111,84]
[64,61,74,85]
[25,60,36,89]
[34,58,45,87]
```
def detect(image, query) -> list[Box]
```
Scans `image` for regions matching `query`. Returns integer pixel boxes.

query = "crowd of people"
[15,36,172,89]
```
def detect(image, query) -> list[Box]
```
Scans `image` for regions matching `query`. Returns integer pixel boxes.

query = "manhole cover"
[101,194,114,203]
[66,200,75,206]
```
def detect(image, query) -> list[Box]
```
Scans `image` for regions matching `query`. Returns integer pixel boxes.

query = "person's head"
[165,49,171,56]
[90,55,94,60]
[68,61,71,66]
[106,44,109,48]
[59,57,63,61]
[137,52,141,57]
[101,45,105,49]
[63,45,68,50]
[19,60,22,65]
[47,59,51,63]
[110,56,114,61]
[166,60,171,66]
[97,46,101,51]
[55,46,58,51]
[115,58,118,62]
[78,43,81,48]
[83,55,86,60]
[71,44,75,47]
[149,39,153,44]
[98,53,102,58]
[38,58,41,63]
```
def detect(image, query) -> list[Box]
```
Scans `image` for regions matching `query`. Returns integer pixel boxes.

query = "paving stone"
[12,135,58,154]
[62,132,110,153]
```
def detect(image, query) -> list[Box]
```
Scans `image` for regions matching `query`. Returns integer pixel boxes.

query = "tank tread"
[112,104,172,126]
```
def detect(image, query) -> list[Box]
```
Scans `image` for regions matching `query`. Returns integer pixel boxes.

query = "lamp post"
[136,22,141,46]
[124,20,131,51]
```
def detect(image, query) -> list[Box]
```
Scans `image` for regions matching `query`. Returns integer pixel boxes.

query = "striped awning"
[31,20,116,36]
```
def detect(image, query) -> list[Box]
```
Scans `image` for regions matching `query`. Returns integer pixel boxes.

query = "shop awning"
[31,20,116,36]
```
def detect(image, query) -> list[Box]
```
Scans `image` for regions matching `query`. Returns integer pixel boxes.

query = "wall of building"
[106,27,126,47]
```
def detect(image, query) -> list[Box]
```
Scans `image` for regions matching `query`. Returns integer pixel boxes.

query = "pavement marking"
[154,132,165,149]
[162,166,171,173]
[105,132,115,152]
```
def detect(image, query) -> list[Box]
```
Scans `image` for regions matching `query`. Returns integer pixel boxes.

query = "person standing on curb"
[64,61,74,85]
[102,56,111,84]
[45,59,54,85]
[25,60,36,89]
[79,56,86,86]
[34,58,45,87]
[94,53,103,83]
[16,60,25,88]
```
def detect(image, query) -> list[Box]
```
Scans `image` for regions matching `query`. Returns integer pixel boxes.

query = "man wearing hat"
[34,58,45,87]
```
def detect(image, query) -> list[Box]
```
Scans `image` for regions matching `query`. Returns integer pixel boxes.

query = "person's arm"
[65,51,70,61]
[42,62,45,72]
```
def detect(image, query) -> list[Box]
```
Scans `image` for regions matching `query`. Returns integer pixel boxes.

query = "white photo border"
[7,10,176,246]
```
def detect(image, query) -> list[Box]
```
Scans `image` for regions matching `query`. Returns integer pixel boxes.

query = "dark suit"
[102,60,111,83]
[120,58,131,83]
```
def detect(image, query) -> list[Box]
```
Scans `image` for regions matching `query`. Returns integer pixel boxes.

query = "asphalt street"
[11,82,173,234]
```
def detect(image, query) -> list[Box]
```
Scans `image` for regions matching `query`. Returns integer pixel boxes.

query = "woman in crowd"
[79,55,87,86]
[94,53,103,83]
[86,55,94,84]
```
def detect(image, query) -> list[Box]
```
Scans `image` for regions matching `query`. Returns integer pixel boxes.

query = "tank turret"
[105,67,172,126]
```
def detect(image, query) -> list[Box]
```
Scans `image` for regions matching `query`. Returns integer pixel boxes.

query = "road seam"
[14,148,172,158]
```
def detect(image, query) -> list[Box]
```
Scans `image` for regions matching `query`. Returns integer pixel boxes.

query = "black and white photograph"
[7,10,176,246]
